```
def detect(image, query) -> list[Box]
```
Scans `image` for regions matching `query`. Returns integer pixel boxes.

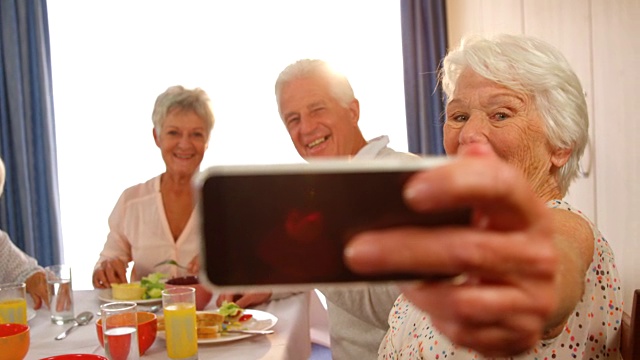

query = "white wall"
[446,0,640,313]
[47,0,409,290]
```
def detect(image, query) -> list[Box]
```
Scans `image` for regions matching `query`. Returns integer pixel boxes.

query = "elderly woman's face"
[154,108,208,177]
[443,69,563,196]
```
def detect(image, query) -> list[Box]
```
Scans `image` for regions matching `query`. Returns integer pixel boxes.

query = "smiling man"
[274,59,420,360]
[275,59,415,162]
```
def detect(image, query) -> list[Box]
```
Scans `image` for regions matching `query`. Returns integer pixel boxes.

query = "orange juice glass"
[0,283,27,325]
[162,287,197,360]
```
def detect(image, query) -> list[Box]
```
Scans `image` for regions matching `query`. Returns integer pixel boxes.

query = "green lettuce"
[140,272,167,299]
[218,301,242,317]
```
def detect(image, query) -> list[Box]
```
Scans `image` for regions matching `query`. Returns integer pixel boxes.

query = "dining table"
[25,289,312,360]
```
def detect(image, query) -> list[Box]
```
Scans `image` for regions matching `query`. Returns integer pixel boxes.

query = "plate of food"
[97,289,162,304]
[97,273,166,304]
[157,302,278,344]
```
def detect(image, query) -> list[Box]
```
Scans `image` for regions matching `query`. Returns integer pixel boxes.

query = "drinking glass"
[0,283,27,324]
[45,264,75,324]
[100,302,140,360]
[162,287,198,360]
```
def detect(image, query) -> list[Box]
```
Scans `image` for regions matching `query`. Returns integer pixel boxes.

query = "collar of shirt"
[352,135,390,160]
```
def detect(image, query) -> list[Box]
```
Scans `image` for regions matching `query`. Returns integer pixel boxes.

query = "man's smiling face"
[278,75,361,159]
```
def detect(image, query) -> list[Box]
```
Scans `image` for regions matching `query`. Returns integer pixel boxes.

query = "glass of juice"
[100,302,139,360]
[45,264,75,324]
[162,287,198,360]
[0,282,27,324]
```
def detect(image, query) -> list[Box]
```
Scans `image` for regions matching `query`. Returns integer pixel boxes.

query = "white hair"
[441,34,589,195]
[275,59,355,118]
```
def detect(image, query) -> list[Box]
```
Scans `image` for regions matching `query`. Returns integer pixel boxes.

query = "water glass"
[0,283,27,324]
[162,287,198,360]
[45,264,75,324]
[100,302,140,360]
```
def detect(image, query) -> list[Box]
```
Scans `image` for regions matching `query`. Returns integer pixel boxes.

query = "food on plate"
[218,301,252,322]
[158,312,223,338]
[140,272,167,299]
[111,283,145,300]
[157,302,254,339]
[196,312,224,339]
[110,272,167,300]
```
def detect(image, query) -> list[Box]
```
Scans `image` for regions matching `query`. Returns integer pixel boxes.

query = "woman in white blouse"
[92,85,214,288]
[0,157,49,309]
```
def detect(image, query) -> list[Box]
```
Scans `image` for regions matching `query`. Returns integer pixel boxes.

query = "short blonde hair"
[151,85,215,137]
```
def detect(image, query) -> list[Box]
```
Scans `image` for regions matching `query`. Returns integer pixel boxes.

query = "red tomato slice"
[238,314,253,322]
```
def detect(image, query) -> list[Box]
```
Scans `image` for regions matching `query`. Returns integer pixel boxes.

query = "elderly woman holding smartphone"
[345,34,622,358]
[92,85,214,288]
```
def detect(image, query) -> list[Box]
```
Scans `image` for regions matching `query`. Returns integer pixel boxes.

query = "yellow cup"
[0,283,27,325]
[162,287,197,360]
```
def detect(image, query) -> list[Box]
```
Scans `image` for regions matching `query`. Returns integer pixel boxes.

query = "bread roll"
[159,312,226,339]
[197,325,220,339]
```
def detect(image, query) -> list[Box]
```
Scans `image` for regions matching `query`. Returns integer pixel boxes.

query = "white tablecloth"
[26,290,311,360]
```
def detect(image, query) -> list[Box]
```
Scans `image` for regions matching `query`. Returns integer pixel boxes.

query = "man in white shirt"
[274,59,419,359]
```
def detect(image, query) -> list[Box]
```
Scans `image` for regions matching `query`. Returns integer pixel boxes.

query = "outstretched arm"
[344,142,559,357]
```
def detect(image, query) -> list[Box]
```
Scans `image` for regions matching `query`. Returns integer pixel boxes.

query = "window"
[48,0,408,289]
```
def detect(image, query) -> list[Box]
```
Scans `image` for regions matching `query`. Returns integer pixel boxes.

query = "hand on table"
[216,292,273,308]
[344,143,558,357]
[92,258,128,288]
[25,270,49,310]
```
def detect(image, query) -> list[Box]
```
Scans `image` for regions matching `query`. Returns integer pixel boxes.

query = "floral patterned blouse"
[378,200,623,359]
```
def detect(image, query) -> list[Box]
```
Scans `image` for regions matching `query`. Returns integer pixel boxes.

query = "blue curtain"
[0,0,63,266]
[401,0,448,155]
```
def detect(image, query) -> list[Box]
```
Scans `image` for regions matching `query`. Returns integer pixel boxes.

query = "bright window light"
[48,0,408,289]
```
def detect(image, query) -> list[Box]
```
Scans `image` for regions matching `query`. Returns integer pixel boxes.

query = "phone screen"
[199,163,471,289]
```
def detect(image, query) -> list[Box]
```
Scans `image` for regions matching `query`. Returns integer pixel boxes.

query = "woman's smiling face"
[443,68,567,198]
[154,108,209,177]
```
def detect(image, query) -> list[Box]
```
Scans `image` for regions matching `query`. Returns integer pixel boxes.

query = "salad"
[140,272,167,299]
[218,301,253,323]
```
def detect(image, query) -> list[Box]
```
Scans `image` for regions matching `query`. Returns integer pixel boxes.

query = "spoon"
[54,311,94,340]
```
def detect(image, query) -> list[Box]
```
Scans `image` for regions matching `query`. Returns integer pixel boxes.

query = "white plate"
[158,309,278,344]
[97,289,162,304]
[27,308,36,322]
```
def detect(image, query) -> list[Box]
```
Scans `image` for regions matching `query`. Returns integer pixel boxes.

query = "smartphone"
[195,158,471,292]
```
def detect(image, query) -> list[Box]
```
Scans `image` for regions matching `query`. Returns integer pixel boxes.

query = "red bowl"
[165,276,213,311]
[0,323,29,360]
[96,311,157,356]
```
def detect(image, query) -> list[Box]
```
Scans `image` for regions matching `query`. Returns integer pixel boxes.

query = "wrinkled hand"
[92,258,128,288]
[216,292,272,309]
[344,143,558,357]
[25,271,49,310]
